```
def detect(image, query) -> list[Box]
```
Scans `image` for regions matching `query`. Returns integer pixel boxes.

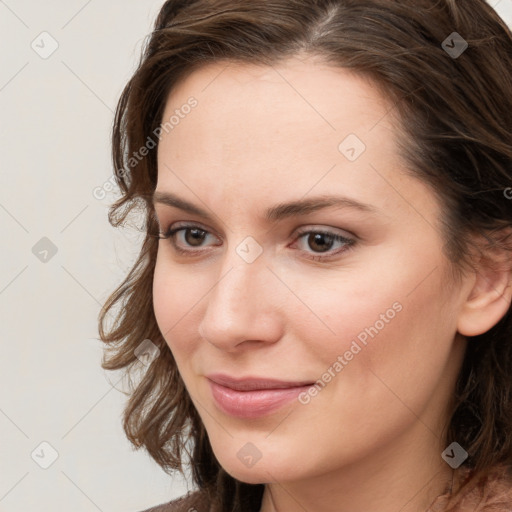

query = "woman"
[99,0,512,510]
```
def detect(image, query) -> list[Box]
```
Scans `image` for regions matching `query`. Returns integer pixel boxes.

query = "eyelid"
[157,220,217,238]
[294,225,355,240]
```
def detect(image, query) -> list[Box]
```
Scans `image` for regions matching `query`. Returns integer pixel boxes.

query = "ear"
[457,231,512,337]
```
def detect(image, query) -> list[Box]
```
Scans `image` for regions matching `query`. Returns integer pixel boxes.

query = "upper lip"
[206,374,314,391]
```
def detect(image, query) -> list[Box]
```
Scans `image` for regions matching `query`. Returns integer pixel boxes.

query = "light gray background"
[1,1,511,511]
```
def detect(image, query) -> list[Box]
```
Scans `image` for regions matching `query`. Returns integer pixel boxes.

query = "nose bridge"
[217,256,256,309]
[199,243,279,349]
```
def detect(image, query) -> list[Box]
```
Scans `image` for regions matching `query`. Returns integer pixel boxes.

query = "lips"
[206,374,315,418]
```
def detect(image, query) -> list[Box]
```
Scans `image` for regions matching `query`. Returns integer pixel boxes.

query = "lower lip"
[208,380,312,418]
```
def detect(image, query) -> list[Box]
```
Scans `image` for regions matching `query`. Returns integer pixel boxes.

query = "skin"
[152,56,511,512]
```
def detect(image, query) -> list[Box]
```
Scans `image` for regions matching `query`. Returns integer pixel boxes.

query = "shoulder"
[452,465,512,511]
[137,489,212,512]
[477,465,512,510]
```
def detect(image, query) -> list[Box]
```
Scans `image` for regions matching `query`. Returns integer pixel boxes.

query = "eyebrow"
[152,191,378,222]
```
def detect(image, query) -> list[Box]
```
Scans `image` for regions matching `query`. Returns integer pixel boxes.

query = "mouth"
[206,374,315,418]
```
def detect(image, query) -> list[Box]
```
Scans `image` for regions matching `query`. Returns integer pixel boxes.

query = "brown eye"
[306,232,336,253]
[158,223,221,255]
[292,228,355,261]
[183,228,207,247]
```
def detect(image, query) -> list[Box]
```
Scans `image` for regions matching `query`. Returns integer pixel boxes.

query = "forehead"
[162,56,394,134]
[155,57,439,225]
[158,58,398,169]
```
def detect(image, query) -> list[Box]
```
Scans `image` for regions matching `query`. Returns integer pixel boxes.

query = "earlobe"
[457,243,512,337]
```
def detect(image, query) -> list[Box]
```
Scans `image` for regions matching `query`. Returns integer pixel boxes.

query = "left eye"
[294,230,354,255]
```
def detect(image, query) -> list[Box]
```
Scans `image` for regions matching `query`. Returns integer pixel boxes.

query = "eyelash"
[156,223,356,262]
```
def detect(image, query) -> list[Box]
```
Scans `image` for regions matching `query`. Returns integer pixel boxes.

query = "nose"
[198,247,283,352]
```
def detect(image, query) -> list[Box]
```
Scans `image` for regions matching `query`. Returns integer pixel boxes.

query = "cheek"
[284,250,457,388]
[152,252,201,358]
[275,262,408,362]
[315,269,457,416]
[278,270,458,467]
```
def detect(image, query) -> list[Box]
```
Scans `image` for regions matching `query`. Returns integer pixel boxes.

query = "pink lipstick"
[206,374,314,418]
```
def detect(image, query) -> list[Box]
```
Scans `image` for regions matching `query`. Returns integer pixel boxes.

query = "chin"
[212,445,309,486]
[226,467,269,485]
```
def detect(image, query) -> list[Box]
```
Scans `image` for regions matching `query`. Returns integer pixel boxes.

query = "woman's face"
[152,57,469,489]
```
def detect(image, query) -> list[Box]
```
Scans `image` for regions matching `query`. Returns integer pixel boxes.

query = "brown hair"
[99,0,512,509]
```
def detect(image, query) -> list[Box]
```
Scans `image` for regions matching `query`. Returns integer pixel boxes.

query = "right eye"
[159,224,222,255]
